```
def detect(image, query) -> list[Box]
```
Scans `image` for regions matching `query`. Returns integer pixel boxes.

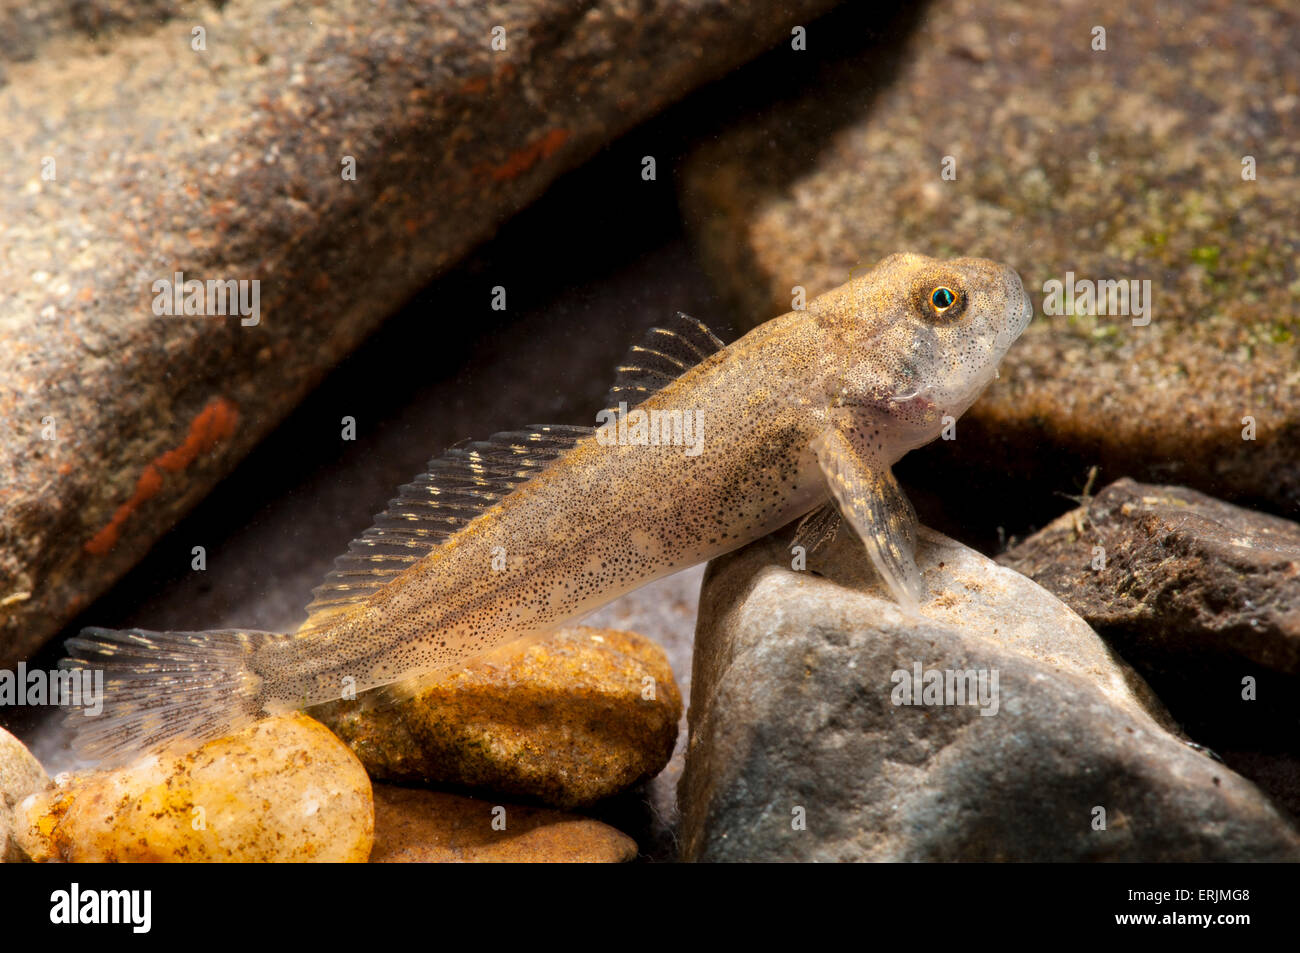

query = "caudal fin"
[62,627,288,764]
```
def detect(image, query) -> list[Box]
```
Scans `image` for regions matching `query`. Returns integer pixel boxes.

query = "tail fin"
[62,627,288,764]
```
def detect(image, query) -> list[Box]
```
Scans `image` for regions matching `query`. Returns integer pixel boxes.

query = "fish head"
[813,252,1033,456]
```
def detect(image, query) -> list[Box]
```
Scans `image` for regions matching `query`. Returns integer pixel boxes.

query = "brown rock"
[998,477,1300,748]
[0,0,840,666]
[313,626,681,809]
[0,727,49,862]
[679,0,1300,515]
[370,783,636,863]
[15,712,373,862]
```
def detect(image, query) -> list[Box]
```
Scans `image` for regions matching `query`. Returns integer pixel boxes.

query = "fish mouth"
[888,386,937,417]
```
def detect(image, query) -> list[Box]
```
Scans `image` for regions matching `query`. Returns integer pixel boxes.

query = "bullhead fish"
[66,252,1032,760]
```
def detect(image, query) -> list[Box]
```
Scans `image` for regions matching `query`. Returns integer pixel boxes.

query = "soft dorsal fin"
[602,311,725,414]
[299,424,593,633]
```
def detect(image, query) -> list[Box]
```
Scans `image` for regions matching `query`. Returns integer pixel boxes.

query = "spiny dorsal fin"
[602,311,725,414]
[299,424,593,632]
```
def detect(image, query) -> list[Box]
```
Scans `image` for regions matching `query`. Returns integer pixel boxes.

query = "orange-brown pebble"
[313,626,681,809]
[1,727,50,862]
[369,784,636,863]
[15,713,373,863]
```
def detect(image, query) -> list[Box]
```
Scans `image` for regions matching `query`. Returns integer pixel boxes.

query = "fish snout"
[993,268,1033,352]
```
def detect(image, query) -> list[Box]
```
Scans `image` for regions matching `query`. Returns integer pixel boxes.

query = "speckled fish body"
[67,252,1032,758]
[270,324,835,708]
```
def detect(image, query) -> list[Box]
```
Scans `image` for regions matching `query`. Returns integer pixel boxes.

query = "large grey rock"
[1,726,49,862]
[680,527,1300,861]
[0,0,839,666]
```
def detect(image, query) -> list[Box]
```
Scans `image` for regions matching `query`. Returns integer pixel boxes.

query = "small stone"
[15,713,373,862]
[369,784,636,863]
[998,478,1300,746]
[313,627,681,809]
[680,527,1300,861]
[1,726,49,862]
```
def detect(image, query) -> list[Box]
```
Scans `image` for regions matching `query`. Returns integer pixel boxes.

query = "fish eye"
[922,284,965,323]
[931,287,956,311]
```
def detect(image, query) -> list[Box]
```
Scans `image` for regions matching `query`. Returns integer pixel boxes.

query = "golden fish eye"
[931,287,957,312]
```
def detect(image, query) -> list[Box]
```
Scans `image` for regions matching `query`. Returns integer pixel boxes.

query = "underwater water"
[1,0,1297,901]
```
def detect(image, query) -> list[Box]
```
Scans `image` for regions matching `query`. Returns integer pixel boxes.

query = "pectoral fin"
[812,429,924,609]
